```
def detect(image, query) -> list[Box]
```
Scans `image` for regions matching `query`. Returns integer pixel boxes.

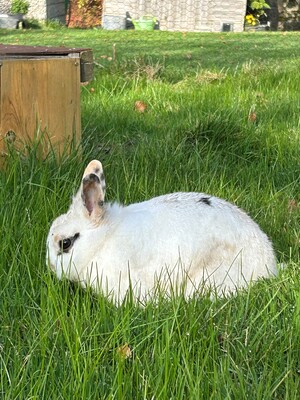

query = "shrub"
[10,0,29,14]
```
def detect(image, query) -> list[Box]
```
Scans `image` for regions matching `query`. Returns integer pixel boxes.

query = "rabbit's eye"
[58,233,80,254]
[59,238,72,252]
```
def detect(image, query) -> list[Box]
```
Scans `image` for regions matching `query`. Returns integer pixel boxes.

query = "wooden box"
[0,44,93,158]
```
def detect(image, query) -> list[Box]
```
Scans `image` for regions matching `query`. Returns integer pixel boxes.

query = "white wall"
[0,0,12,14]
[0,0,65,23]
[27,0,65,22]
[102,0,247,32]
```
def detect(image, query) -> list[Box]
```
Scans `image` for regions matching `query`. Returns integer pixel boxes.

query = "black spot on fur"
[198,197,212,206]
[100,172,105,182]
[73,232,80,241]
[94,168,100,174]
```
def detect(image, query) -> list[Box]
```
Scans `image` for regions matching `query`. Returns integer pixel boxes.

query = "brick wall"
[2,0,299,31]
[102,0,247,32]
[0,0,65,23]
[0,0,11,14]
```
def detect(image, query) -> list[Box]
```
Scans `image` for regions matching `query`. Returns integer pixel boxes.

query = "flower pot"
[132,16,156,31]
[0,13,24,29]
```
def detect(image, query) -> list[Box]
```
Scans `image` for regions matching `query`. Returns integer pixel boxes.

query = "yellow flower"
[245,14,258,25]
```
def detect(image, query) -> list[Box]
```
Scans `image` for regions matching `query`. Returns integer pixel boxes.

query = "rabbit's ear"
[80,160,106,221]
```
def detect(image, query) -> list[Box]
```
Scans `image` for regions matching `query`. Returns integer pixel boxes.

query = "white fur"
[46,160,277,301]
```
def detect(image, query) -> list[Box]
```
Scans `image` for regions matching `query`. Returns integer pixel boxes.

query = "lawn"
[0,28,299,399]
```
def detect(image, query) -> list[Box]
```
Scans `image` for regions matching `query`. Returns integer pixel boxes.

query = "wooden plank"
[0,44,91,56]
[0,44,94,83]
[0,57,81,159]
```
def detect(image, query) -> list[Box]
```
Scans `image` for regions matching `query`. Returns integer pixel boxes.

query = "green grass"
[0,29,299,399]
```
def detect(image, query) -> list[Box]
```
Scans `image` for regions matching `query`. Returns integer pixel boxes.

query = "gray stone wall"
[102,0,247,32]
[266,0,300,30]
[278,0,300,30]
[46,0,66,21]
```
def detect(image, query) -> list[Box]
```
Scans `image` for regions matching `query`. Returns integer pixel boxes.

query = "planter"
[244,23,269,31]
[132,16,157,31]
[0,13,25,29]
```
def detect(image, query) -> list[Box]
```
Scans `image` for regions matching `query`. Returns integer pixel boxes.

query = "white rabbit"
[46,160,277,301]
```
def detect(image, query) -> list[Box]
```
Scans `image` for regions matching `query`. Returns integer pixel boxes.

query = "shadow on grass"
[1,30,300,75]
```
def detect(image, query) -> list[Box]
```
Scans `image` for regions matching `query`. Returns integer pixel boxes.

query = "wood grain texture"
[0,57,81,158]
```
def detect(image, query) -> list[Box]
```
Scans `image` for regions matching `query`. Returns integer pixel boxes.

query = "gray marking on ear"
[82,173,105,217]
[100,172,106,194]
[83,174,100,184]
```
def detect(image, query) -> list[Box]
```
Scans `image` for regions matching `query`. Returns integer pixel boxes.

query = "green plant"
[249,0,270,16]
[25,18,42,29]
[246,0,270,25]
[44,18,65,29]
[10,0,29,14]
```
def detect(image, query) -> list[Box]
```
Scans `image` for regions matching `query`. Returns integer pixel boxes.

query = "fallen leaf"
[288,199,298,212]
[248,112,257,123]
[117,343,132,360]
[134,100,147,113]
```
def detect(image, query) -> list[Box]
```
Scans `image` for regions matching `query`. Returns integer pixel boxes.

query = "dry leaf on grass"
[248,111,257,123]
[117,343,132,360]
[134,101,147,113]
[288,199,299,212]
